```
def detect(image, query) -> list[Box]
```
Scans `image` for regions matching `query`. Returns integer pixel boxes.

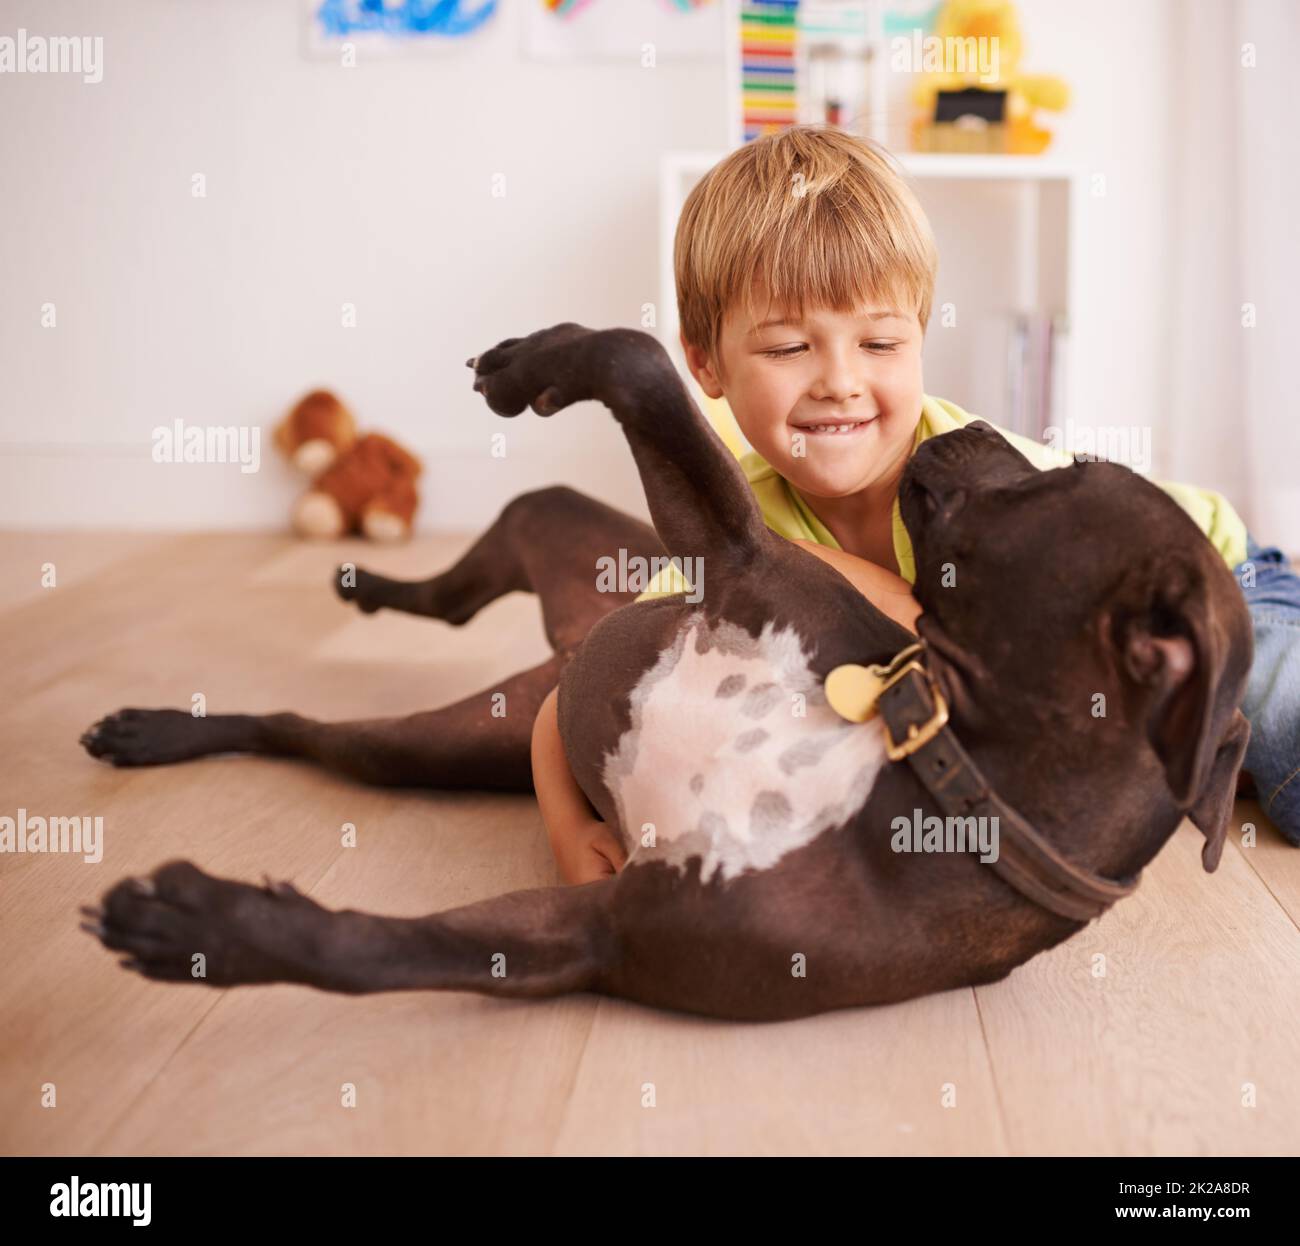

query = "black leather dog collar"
[876,654,1141,923]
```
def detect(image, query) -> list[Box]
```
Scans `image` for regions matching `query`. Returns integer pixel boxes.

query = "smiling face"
[683,287,926,502]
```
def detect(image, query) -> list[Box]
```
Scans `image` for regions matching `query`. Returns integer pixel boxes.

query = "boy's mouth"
[792,415,879,437]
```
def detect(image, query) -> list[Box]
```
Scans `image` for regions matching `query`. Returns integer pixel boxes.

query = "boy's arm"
[531,686,628,885]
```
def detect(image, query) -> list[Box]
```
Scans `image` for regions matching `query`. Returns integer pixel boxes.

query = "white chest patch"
[602,612,889,885]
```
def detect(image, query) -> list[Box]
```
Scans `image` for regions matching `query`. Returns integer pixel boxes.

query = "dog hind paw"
[334,564,387,613]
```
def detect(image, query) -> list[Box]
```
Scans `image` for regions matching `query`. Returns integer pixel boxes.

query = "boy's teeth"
[805,422,861,434]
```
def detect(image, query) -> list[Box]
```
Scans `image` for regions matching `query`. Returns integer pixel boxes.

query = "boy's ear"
[680,333,725,399]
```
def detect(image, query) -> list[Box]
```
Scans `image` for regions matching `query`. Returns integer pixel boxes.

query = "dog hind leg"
[335,484,666,655]
[83,490,664,784]
[82,655,562,790]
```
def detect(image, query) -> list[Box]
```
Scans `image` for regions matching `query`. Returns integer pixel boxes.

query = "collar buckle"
[878,659,950,761]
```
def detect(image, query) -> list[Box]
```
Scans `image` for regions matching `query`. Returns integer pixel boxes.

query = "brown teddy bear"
[273,390,422,542]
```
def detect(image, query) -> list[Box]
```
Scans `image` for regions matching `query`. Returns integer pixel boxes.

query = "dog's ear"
[1186,709,1250,871]
[1113,557,1253,869]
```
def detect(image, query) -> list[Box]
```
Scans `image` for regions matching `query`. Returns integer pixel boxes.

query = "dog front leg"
[82,860,618,998]
[469,324,777,580]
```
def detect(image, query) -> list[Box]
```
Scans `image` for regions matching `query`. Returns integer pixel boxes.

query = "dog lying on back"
[82,326,1252,1021]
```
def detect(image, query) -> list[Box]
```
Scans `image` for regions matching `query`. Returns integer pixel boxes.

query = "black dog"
[81,325,1252,1020]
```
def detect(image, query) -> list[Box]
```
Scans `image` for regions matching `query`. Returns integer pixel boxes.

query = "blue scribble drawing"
[315,0,498,39]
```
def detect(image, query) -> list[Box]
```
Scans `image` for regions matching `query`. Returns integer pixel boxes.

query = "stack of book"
[1003,311,1067,443]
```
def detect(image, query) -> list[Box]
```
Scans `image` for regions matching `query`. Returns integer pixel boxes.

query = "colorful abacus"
[740,0,799,142]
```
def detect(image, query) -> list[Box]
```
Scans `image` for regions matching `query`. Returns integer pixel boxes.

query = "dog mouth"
[916,614,990,730]
[898,465,938,539]
[917,613,970,679]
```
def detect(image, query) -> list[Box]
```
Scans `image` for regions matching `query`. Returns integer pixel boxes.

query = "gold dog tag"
[825,663,889,723]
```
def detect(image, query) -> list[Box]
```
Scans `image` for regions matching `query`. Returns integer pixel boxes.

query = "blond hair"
[674,125,938,370]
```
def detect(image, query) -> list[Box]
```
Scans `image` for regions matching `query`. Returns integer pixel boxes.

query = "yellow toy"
[910,0,1069,155]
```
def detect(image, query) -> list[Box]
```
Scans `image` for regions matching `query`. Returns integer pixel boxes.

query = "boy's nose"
[809,372,864,402]
[809,353,866,402]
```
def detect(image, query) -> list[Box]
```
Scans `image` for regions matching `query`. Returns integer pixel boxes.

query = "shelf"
[896,153,1081,181]
[664,148,1080,183]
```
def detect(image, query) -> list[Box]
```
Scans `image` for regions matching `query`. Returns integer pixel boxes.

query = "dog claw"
[80,920,105,937]
[261,873,299,899]
[531,386,563,416]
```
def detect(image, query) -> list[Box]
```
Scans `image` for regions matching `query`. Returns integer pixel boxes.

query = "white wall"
[1011,0,1178,460]
[0,0,1289,541]
[0,0,726,530]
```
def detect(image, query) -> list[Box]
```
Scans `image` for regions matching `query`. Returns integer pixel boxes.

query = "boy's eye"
[759,342,899,358]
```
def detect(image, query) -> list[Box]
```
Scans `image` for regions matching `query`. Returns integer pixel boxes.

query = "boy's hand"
[551,818,628,886]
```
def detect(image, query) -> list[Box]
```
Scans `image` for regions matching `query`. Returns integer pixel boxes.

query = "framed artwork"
[302,0,501,59]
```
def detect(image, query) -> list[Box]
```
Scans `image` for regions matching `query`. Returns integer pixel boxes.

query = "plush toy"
[910,0,1069,155]
[273,390,422,542]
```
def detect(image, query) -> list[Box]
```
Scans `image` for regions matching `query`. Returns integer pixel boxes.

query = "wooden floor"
[1,530,1298,1157]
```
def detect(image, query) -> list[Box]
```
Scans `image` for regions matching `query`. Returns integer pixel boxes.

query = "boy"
[531,125,1300,884]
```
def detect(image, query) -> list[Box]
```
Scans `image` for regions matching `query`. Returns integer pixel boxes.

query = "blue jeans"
[1233,534,1300,845]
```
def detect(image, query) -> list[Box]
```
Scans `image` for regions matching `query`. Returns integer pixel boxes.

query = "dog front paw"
[467,324,669,419]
